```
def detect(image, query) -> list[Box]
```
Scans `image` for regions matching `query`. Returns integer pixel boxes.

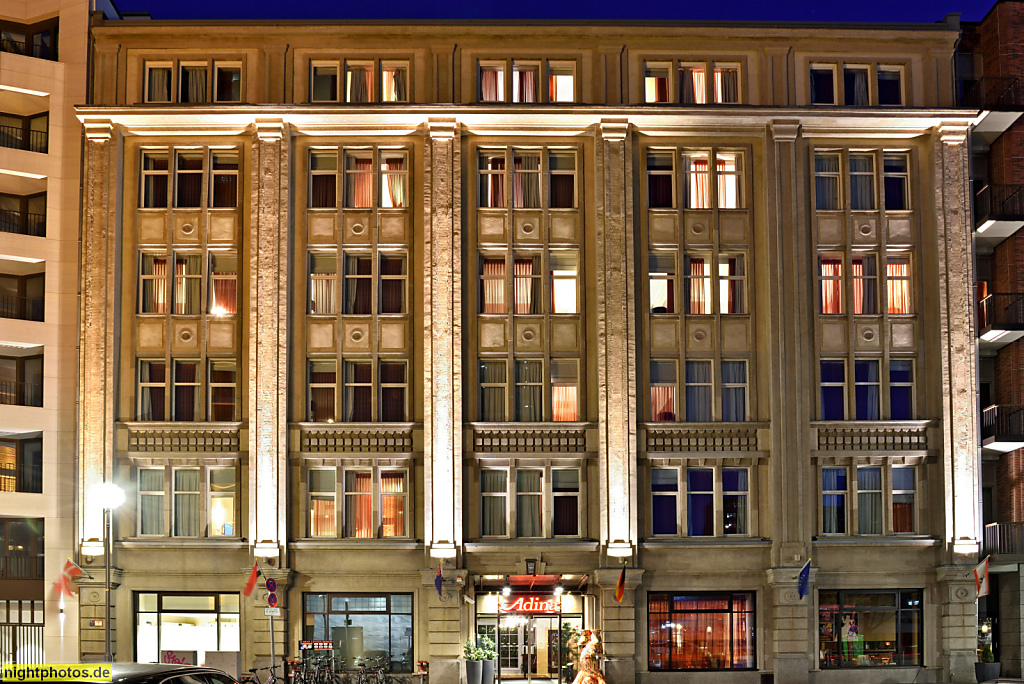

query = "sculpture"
[569,629,606,684]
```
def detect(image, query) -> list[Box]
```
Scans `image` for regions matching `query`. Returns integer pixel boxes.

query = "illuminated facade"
[75,14,992,684]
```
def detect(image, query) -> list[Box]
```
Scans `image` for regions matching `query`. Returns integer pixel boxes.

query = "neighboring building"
[0,0,96,666]
[76,15,991,684]
[958,0,1024,678]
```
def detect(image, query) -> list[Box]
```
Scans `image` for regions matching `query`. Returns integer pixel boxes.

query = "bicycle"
[353,656,390,684]
[239,665,283,684]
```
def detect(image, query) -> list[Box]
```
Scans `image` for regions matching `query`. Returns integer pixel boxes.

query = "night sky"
[113,0,996,23]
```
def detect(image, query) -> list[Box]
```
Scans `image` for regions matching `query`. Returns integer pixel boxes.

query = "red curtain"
[688,258,708,314]
[651,386,676,422]
[820,258,842,314]
[483,258,505,313]
[552,386,578,422]
[380,472,405,537]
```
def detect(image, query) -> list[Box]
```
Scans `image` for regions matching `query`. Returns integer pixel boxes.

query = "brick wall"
[998,451,1024,521]
[980,1,1024,79]
[988,126,1024,186]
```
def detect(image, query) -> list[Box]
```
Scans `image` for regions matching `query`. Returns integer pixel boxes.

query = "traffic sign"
[267,592,278,608]
[266,578,277,592]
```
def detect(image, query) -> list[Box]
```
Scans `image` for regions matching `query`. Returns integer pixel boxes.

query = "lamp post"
[94,482,125,662]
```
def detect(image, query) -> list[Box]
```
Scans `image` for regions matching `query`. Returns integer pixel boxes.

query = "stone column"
[934,124,981,682]
[595,567,643,683]
[248,568,293,669]
[248,119,290,566]
[420,565,468,683]
[765,120,813,684]
[422,118,463,678]
[76,569,121,662]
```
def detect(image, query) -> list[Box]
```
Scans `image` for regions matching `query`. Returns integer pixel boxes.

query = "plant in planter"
[976,644,1001,682]
[464,638,487,684]
[478,635,497,684]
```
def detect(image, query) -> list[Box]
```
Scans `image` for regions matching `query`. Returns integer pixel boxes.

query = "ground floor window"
[818,589,921,667]
[135,592,240,665]
[648,591,755,670]
[303,593,413,672]
[0,600,44,664]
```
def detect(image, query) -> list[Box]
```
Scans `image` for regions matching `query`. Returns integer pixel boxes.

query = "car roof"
[108,663,233,684]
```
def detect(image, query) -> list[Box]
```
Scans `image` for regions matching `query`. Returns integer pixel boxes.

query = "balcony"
[0,555,43,580]
[981,404,1024,454]
[984,522,1024,558]
[0,208,44,237]
[977,293,1024,351]
[975,184,1024,250]
[961,76,1024,110]
[0,380,42,408]
[0,125,47,154]
[0,293,43,322]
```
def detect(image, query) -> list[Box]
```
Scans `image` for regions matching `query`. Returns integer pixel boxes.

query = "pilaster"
[247,568,293,668]
[76,568,122,662]
[765,566,815,684]
[249,119,290,564]
[936,565,980,682]
[420,564,468,683]
[595,567,643,684]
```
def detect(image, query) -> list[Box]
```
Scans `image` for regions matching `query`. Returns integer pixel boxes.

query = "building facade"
[75,16,987,684]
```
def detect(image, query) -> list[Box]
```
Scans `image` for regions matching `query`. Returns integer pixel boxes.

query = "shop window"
[303,593,413,672]
[135,592,240,665]
[0,438,41,493]
[818,589,922,667]
[480,466,580,538]
[648,591,755,670]
[0,519,44,580]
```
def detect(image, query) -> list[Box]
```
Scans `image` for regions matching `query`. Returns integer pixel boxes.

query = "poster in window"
[819,620,835,641]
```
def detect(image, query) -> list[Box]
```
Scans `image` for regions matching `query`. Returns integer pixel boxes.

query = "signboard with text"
[499,596,561,614]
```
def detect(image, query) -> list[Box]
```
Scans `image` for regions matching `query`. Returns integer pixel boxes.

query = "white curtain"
[516,470,542,537]
[481,471,507,535]
[173,470,200,536]
[685,361,712,422]
[184,66,206,103]
[857,467,882,534]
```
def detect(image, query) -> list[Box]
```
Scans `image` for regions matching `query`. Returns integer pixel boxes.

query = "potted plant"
[479,635,497,684]
[464,638,485,684]
[976,644,1001,682]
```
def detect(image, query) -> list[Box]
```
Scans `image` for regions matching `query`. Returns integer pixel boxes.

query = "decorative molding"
[121,422,242,453]
[469,423,592,453]
[427,117,457,140]
[82,120,114,141]
[813,421,933,451]
[938,124,969,145]
[771,120,801,141]
[599,118,629,141]
[254,118,286,141]
[298,422,418,453]
[643,423,767,454]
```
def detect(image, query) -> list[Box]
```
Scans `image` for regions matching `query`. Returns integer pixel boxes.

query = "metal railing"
[960,76,1024,110]
[981,404,1024,442]
[0,294,43,321]
[0,209,45,237]
[0,556,43,580]
[976,184,1024,227]
[0,381,42,407]
[0,625,44,664]
[977,293,1024,330]
[985,522,1024,556]
[0,126,47,153]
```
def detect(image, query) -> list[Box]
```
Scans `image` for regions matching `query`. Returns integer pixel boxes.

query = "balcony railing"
[0,126,47,154]
[0,35,56,61]
[982,404,1024,442]
[985,522,1024,556]
[976,184,1024,228]
[978,293,1024,331]
[0,381,42,407]
[0,294,43,322]
[0,555,43,580]
[961,76,1024,110]
[0,209,44,237]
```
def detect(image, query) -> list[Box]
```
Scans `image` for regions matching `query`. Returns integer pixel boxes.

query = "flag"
[797,559,812,599]
[435,564,443,597]
[242,561,261,597]
[54,558,85,598]
[975,556,990,599]
[614,563,626,603]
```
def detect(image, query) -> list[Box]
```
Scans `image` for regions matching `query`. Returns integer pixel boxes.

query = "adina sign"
[499,596,561,614]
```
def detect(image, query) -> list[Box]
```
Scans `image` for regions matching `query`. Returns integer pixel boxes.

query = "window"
[309,150,338,208]
[644,60,742,104]
[306,467,408,539]
[173,468,201,536]
[651,466,750,537]
[851,255,877,315]
[138,360,167,420]
[310,59,410,103]
[135,592,240,666]
[481,59,576,103]
[650,360,677,422]
[210,151,238,208]
[308,361,336,422]
[886,255,911,313]
[818,255,843,314]
[0,112,47,154]
[321,149,408,209]
[303,593,413,672]
[208,360,237,421]
[0,271,44,322]
[311,62,339,102]
[0,18,59,61]
[647,151,674,208]
[679,150,744,209]
[208,468,235,536]
[889,360,914,420]
[479,466,581,538]
[810,65,836,104]
[857,466,883,534]
[883,154,910,210]
[648,592,755,671]
[814,153,841,210]
[145,63,172,103]
[0,355,41,408]
[876,67,903,106]
[649,253,675,314]
[175,150,203,208]
[346,61,373,103]
[140,151,169,208]
[843,66,869,105]
[892,467,915,533]
[214,62,241,102]
[173,360,200,420]
[684,361,712,421]
[0,191,46,238]
[822,467,847,534]
[718,254,745,314]
[137,358,236,421]
[209,253,237,315]
[307,359,407,423]
[174,254,201,315]
[818,590,922,667]
[138,467,237,538]
[820,357,914,421]
[0,518,44,580]
[138,468,165,535]
[309,253,337,314]
[0,438,41,493]
[721,361,747,422]
[650,358,746,422]
[683,254,711,314]
[854,359,879,420]
[820,360,846,420]
[382,61,409,102]
[478,148,576,209]
[140,251,237,316]
[849,154,875,211]
[179,63,208,103]
[713,65,740,103]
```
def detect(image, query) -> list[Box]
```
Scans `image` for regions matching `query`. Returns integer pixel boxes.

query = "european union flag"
[435,564,443,597]
[797,559,811,599]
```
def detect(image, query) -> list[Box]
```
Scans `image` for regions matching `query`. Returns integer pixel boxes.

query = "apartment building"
[0,0,97,666]
[959,0,1024,679]
[75,15,990,684]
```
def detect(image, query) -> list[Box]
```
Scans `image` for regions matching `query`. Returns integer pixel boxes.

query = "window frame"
[810,63,837,105]
[642,59,743,104]
[478,465,582,539]
[178,61,209,104]
[647,591,757,671]
[213,61,242,103]
[144,62,174,104]
[818,588,922,668]
[137,467,166,536]
[649,465,752,538]
[207,466,237,537]
[305,466,410,540]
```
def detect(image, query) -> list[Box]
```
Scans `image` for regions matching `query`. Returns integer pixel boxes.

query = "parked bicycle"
[293,655,340,684]
[239,665,283,684]
[353,655,391,684]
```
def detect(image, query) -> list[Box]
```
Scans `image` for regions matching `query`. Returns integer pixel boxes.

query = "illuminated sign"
[499,596,561,614]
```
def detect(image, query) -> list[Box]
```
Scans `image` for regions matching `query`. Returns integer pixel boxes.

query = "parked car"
[103,663,238,684]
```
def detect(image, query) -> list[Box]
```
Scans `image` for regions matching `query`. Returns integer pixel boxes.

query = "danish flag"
[54,558,86,598]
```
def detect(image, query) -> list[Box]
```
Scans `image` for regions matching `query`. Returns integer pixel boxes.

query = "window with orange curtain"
[209,253,237,315]
[684,255,711,314]
[479,151,505,207]
[548,61,575,102]
[512,62,538,103]
[380,471,406,537]
[819,255,843,314]
[481,256,506,313]
[550,359,578,422]
[683,152,710,209]
[886,256,911,314]
[648,592,756,670]
[678,64,706,104]
[514,255,540,314]
[140,254,168,313]
[650,361,677,422]
[344,471,373,538]
[308,468,336,537]
[851,255,877,315]
[344,152,373,208]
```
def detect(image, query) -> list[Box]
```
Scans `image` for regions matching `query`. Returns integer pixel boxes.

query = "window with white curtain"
[481,469,508,536]
[145,63,173,103]
[138,468,165,535]
[849,154,876,211]
[854,359,880,421]
[479,466,580,538]
[684,360,712,422]
[179,63,208,103]
[173,468,201,537]
[721,361,747,422]
[643,59,742,104]
[814,153,841,210]
[857,466,883,534]
[822,465,917,536]
[482,58,577,103]
[843,66,869,105]
[822,467,847,534]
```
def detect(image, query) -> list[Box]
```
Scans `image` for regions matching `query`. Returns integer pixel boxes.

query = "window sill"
[465,539,599,552]
[812,536,938,546]
[119,537,247,549]
[290,538,423,551]
[642,538,771,549]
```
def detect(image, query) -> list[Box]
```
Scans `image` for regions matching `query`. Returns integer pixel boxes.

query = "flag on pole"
[975,556,990,599]
[54,558,86,598]
[797,558,812,599]
[435,564,443,597]
[614,562,626,603]
[242,560,261,597]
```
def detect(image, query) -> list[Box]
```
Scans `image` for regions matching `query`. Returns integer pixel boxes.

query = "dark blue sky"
[114,0,996,22]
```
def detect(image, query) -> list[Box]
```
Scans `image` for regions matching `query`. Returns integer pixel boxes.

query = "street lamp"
[94,482,125,662]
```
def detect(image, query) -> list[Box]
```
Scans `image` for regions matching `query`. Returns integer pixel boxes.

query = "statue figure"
[570,629,606,684]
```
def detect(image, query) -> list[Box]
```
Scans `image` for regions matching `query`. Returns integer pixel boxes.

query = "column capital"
[599,118,629,141]
[771,120,801,141]
[254,119,286,141]
[427,118,457,140]
[83,120,114,142]
[939,124,969,145]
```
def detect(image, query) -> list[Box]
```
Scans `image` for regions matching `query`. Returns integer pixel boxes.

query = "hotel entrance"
[474,575,590,683]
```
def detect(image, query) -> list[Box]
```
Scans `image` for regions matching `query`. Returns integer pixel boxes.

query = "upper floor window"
[0,354,42,408]
[308,149,408,209]
[138,251,237,316]
[307,467,409,538]
[877,66,904,106]
[815,150,912,213]
[480,466,580,538]
[137,466,237,537]
[819,358,915,421]
[650,466,750,537]
[136,358,238,421]
[644,60,741,104]
[145,60,243,104]
[0,437,41,493]
[0,112,48,154]
[479,59,577,103]
[0,518,44,580]
[478,148,576,209]
[810,64,836,105]
[649,359,747,423]
[307,359,408,423]
[0,191,46,238]
[817,252,912,316]
[821,465,916,535]
[646,149,744,210]
[0,270,44,322]
[140,148,240,210]
[0,19,58,61]
[310,60,409,103]
[810,62,905,106]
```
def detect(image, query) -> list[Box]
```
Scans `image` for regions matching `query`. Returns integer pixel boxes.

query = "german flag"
[614,562,626,603]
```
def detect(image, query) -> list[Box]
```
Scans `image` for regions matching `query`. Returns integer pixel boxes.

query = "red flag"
[614,564,626,603]
[242,561,261,597]
[975,557,990,599]
[54,558,85,598]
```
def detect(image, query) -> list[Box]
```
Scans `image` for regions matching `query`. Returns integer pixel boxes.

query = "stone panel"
[136,319,165,351]
[379,212,408,244]
[550,212,578,242]
[307,212,336,243]
[890,320,916,349]
[209,212,237,242]
[650,317,679,353]
[820,319,847,351]
[550,319,578,352]
[721,316,750,352]
[173,212,202,243]
[341,320,371,352]
[683,211,713,246]
[816,214,844,245]
[514,211,543,243]
[719,211,748,244]
[854,320,882,351]
[307,319,335,351]
[686,318,713,352]
[851,215,878,245]
[208,319,236,352]
[138,212,167,244]
[378,320,407,352]
[648,211,676,244]
[343,212,372,244]
[479,320,506,350]
[478,212,506,243]
[887,216,914,245]
[515,320,543,352]
[171,320,200,353]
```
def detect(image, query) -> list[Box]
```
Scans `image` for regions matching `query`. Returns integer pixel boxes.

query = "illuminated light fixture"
[430,541,457,558]
[0,168,46,180]
[0,84,49,97]
[554,578,564,595]
[977,220,996,234]
[607,540,632,557]
[255,540,280,558]
[981,329,1011,343]
[81,537,104,558]
[502,576,511,597]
